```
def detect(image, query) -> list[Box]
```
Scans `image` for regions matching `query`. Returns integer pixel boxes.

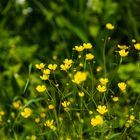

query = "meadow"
[0,0,140,140]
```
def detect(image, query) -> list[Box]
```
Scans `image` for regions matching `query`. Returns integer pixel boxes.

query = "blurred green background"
[0,0,140,105]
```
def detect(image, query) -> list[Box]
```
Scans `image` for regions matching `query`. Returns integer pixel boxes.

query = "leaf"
[107,133,121,139]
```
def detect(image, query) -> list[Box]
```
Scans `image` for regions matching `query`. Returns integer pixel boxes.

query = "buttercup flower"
[48,64,57,70]
[48,104,55,110]
[112,96,119,102]
[60,59,73,71]
[36,85,46,92]
[119,49,129,57]
[106,23,114,30]
[134,43,140,50]
[40,74,49,80]
[99,78,109,85]
[21,107,32,118]
[78,92,85,97]
[96,105,108,115]
[61,101,70,108]
[97,85,107,93]
[96,66,102,72]
[44,119,56,131]
[117,45,128,50]
[12,100,21,109]
[73,45,84,52]
[43,69,51,75]
[72,71,87,84]
[31,135,37,140]
[83,43,93,49]
[91,115,103,126]
[118,82,126,91]
[85,53,95,60]
[35,63,45,70]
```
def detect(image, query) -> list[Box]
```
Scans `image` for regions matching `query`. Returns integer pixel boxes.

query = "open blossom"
[96,105,108,115]
[43,69,51,75]
[21,107,32,118]
[91,115,103,126]
[40,74,49,80]
[97,85,107,93]
[73,45,84,52]
[72,71,87,84]
[117,45,128,50]
[83,43,93,49]
[118,82,126,91]
[134,43,140,50]
[44,120,56,131]
[60,59,73,71]
[36,85,46,92]
[35,63,45,70]
[106,23,114,30]
[85,53,95,60]
[119,49,129,57]
[99,78,109,85]
[48,64,57,70]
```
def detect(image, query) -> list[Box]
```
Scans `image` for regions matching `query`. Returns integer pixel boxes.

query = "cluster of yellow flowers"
[73,43,93,52]
[91,105,108,127]
[96,78,108,93]
[44,119,56,131]
[60,59,73,71]
[61,100,71,111]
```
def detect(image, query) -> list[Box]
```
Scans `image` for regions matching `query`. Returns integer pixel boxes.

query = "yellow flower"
[99,78,109,85]
[96,105,108,115]
[40,74,49,80]
[112,96,119,102]
[134,43,140,50]
[117,45,128,50]
[79,63,84,67]
[132,39,136,43]
[89,111,93,115]
[35,117,40,123]
[83,43,93,49]
[64,59,73,65]
[60,59,73,71]
[85,53,95,60]
[130,115,135,121]
[31,135,37,140]
[61,101,70,108]
[43,69,51,75]
[106,23,114,30]
[72,71,87,84]
[48,104,55,110]
[12,100,21,109]
[48,64,57,70]
[91,115,103,126]
[0,111,5,116]
[73,45,84,52]
[118,82,126,91]
[36,85,46,92]
[44,120,56,131]
[119,49,129,57]
[35,63,45,70]
[78,92,85,97]
[40,112,46,118]
[97,85,107,93]
[96,66,102,72]
[21,107,32,118]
